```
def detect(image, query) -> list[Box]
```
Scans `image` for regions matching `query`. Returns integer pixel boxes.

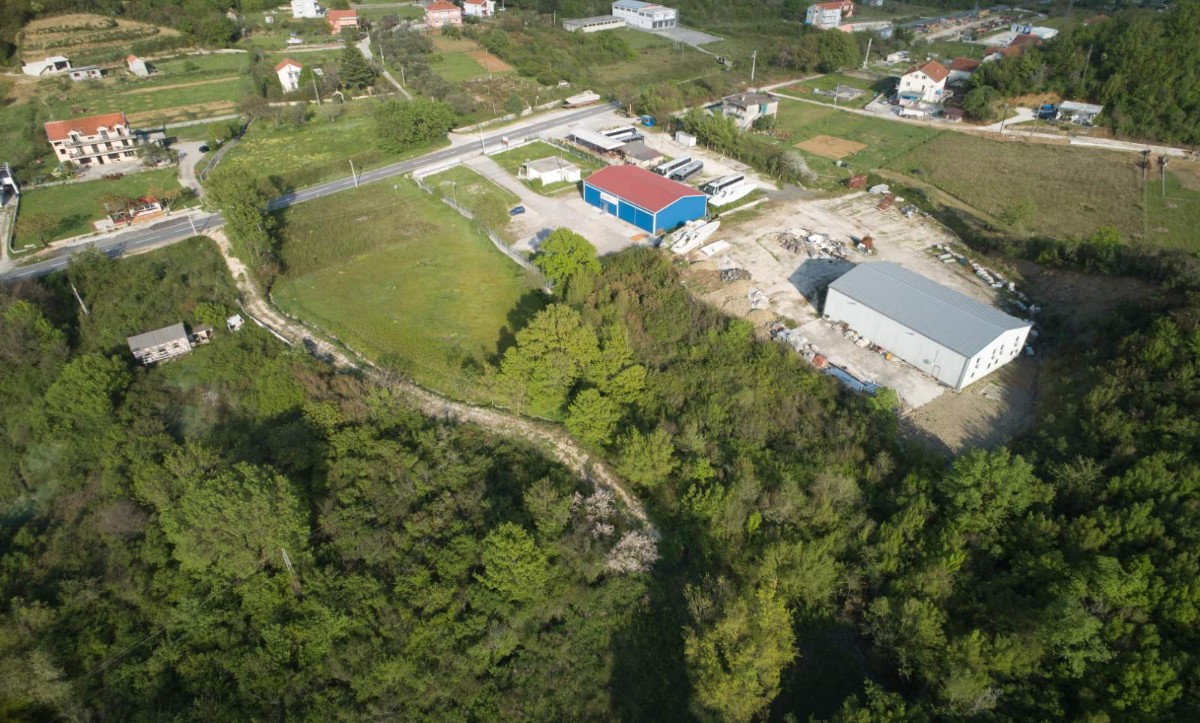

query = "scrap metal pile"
[764,229,852,260]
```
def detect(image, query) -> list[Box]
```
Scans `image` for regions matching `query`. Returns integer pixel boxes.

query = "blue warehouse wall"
[654,195,707,233]
[582,183,656,233]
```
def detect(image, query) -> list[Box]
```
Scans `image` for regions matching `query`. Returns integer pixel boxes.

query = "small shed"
[675,131,697,147]
[1057,101,1103,126]
[127,55,150,77]
[519,157,581,186]
[67,66,103,82]
[127,323,192,365]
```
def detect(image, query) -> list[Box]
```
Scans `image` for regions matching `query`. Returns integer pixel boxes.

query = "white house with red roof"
[805,1,853,29]
[44,112,138,168]
[275,58,303,92]
[463,0,496,18]
[898,60,949,104]
[426,1,463,28]
[127,55,150,77]
[947,57,980,84]
[326,9,358,34]
[582,165,707,234]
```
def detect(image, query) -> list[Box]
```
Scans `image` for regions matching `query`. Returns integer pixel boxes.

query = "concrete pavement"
[2,103,619,282]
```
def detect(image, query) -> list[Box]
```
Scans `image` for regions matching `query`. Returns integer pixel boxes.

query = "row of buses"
[654,157,755,207]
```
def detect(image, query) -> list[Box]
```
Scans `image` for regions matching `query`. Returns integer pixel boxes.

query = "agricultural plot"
[273,181,544,396]
[218,103,445,190]
[13,168,189,248]
[775,99,942,172]
[18,13,180,65]
[428,36,511,83]
[795,135,868,160]
[489,141,604,195]
[886,132,1144,241]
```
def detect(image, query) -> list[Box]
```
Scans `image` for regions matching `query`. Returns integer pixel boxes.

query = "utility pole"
[312,78,321,105]
[750,50,757,83]
[349,159,359,188]
[478,126,486,152]
[1141,148,1151,182]
[862,37,872,70]
[999,102,1009,132]
[70,283,90,316]
[1160,155,1169,197]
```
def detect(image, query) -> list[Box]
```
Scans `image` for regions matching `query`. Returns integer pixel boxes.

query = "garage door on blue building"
[583,165,707,235]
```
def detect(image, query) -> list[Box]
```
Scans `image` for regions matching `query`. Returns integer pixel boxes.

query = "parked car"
[508,205,526,216]
[198,144,210,153]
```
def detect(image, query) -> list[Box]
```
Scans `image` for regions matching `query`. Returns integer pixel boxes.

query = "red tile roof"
[585,165,705,213]
[464,0,487,4]
[906,60,949,83]
[949,57,980,72]
[1011,33,1042,47]
[275,58,302,72]
[426,1,460,11]
[44,112,129,142]
[126,55,139,64]
[813,1,843,9]
[327,9,357,21]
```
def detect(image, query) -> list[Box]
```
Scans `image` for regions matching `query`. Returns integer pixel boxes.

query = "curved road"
[2,103,618,282]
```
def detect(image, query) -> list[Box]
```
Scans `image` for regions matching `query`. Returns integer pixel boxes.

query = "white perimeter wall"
[825,287,968,389]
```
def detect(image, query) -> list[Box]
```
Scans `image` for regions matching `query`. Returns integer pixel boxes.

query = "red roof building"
[949,57,981,73]
[426,0,463,27]
[582,165,707,234]
[327,9,359,34]
[44,111,139,168]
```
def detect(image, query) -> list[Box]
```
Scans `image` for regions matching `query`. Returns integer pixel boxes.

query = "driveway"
[464,155,645,256]
[173,141,206,197]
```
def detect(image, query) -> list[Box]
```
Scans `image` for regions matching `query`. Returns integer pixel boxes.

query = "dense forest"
[2,227,1200,719]
[970,1,1200,143]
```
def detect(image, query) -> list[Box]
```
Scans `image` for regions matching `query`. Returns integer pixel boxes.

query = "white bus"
[701,173,745,195]
[669,160,704,181]
[654,156,692,176]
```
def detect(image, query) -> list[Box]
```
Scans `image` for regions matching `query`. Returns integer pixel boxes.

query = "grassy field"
[783,73,888,109]
[489,140,604,195]
[425,165,520,242]
[273,181,544,396]
[1142,171,1200,250]
[773,99,942,182]
[358,6,425,20]
[13,168,188,248]
[218,102,445,190]
[885,132,1144,241]
[429,51,489,83]
[913,39,984,60]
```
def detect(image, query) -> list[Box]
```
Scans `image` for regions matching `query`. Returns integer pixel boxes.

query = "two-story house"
[276,58,303,92]
[611,0,677,30]
[425,1,464,28]
[463,0,496,18]
[327,9,359,34]
[721,92,779,130]
[292,0,322,19]
[44,111,139,168]
[897,60,949,104]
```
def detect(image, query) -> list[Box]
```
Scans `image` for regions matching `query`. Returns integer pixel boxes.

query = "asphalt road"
[3,103,617,282]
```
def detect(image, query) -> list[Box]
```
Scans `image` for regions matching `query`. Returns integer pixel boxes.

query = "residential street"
[0,102,619,281]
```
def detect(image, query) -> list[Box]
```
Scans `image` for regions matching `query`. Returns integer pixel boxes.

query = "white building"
[824,262,1031,391]
[44,111,139,168]
[292,0,322,19]
[805,2,844,29]
[1057,100,1103,126]
[611,0,677,30]
[1011,23,1058,40]
[67,66,103,82]
[275,58,303,92]
[463,0,496,18]
[22,56,71,77]
[127,55,150,77]
[897,60,948,104]
[127,323,193,365]
[563,15,627,32]
[519,157,581,186]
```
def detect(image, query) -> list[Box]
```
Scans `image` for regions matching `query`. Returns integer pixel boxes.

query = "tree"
[98,193,140,226]
[504,93,524,115]
[158,462,309,579]
[684,580,796,722]
[817,28,860,72]
[205,167,279,279]
[40,354,130,438]
[16,213,60,247]
[616,427,677,490]
[373,98,456,152]
[565,388,622,447]
[494,304,600,416]
[533,228,600,287]
[339,45,376,90]
[961,86,1001,122]
[476,522,549,604]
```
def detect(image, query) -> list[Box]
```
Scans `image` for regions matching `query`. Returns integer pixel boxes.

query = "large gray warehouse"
[824,262,1031,391]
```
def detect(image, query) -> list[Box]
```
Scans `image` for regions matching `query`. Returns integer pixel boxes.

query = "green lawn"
[425,165,520,242]
[1141,172,1200,251]
[885,132,1144,241]
[218,103,446,190]
[784,73,887,109]
[358,6,425,20]
[14,167,189,248]
[488,140,604,195]
[273,181,544,396]
[914,39,984,61]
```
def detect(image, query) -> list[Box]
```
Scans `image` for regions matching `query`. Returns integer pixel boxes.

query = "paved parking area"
[464,155,645,256]
[645,25,722,46]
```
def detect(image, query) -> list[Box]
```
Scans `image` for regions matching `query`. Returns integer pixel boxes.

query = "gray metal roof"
[827,262,1029,357]
[569,128,625,152]
[1059,100,1103,114]
[621,142,663,161]
[127,322,188,352]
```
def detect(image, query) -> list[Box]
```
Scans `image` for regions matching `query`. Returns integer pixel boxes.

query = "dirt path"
[208,230,654,530]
